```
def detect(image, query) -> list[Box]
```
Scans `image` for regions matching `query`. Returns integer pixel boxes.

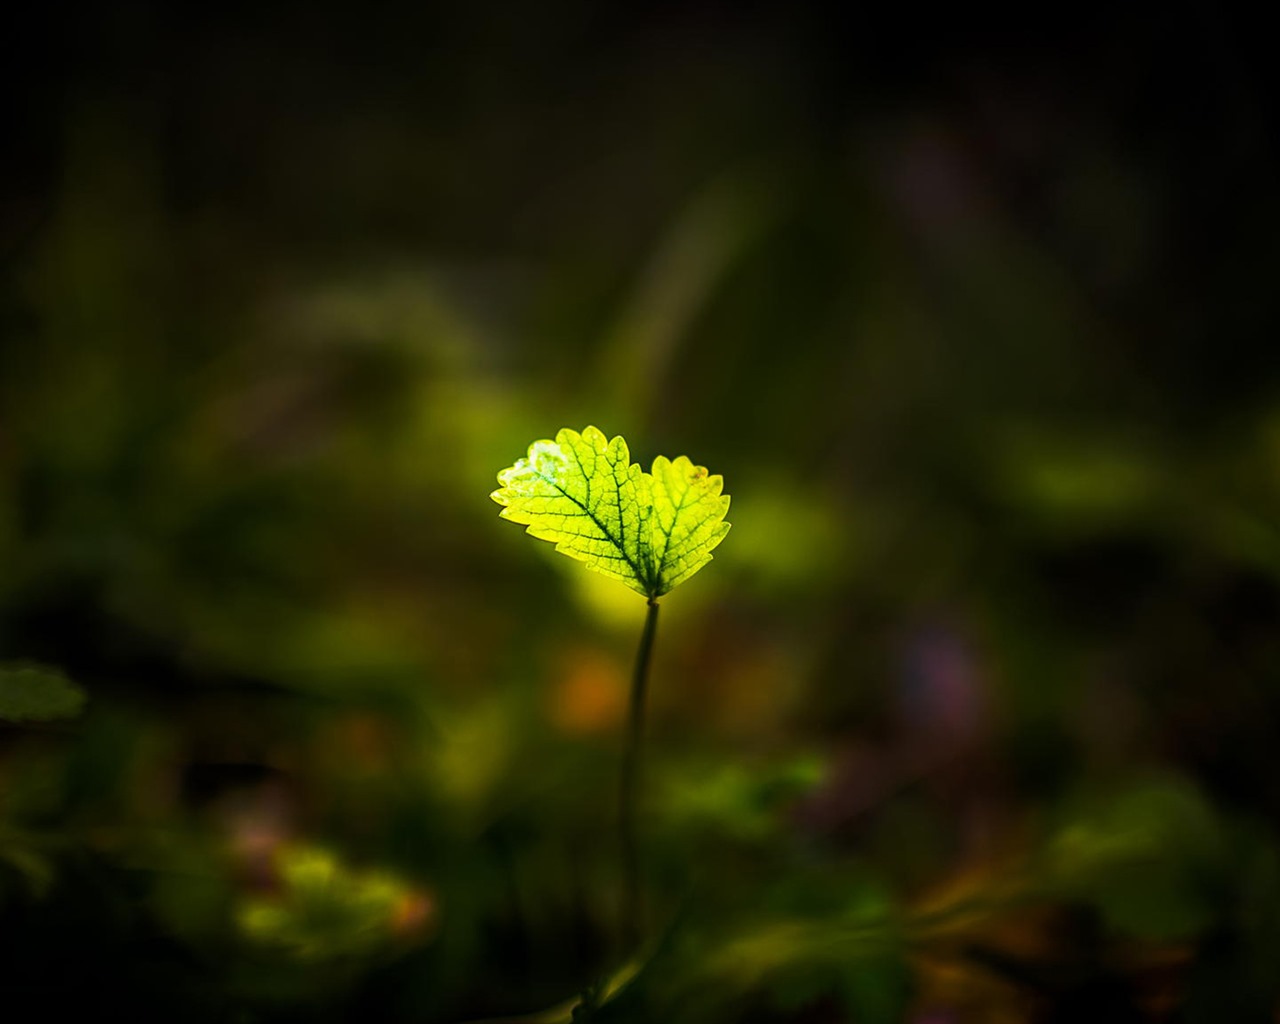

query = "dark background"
[3,4,1280,1021]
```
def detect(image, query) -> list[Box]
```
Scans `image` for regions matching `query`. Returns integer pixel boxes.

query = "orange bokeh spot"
[548,647,627,735]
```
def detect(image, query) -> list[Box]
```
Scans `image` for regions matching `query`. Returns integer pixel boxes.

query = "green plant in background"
[492,426,730,952]
[0,664,86,898]
[237,845,430,962]
[0,664,86,724]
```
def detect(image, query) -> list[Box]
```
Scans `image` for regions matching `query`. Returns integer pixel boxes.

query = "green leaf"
[0,664,87,723]
[492,426,730,598]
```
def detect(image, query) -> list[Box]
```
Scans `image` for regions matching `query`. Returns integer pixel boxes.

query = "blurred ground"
[3,4,1280,1021]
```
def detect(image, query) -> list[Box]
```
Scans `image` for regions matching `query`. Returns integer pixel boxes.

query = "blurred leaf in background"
[237,844,434,961]
[0,664,85,722]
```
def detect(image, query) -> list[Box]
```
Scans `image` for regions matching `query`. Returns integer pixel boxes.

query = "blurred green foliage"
[0,664,86,722]
[3,3,1280,1021]
[237,845,431,961]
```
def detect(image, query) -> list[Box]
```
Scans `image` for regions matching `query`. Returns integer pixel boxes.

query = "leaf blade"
[492,427,730,598]
[648,454,731,596]
[493,427,650,595]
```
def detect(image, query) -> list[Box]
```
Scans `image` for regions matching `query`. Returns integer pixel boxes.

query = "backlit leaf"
[492,426,730,598]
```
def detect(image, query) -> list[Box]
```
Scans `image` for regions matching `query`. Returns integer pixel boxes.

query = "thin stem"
[619,595,659,951]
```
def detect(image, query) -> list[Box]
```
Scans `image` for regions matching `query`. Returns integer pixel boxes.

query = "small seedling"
[492,426,730,948]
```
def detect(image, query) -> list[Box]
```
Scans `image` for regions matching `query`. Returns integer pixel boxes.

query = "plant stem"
[620,595,659,951]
